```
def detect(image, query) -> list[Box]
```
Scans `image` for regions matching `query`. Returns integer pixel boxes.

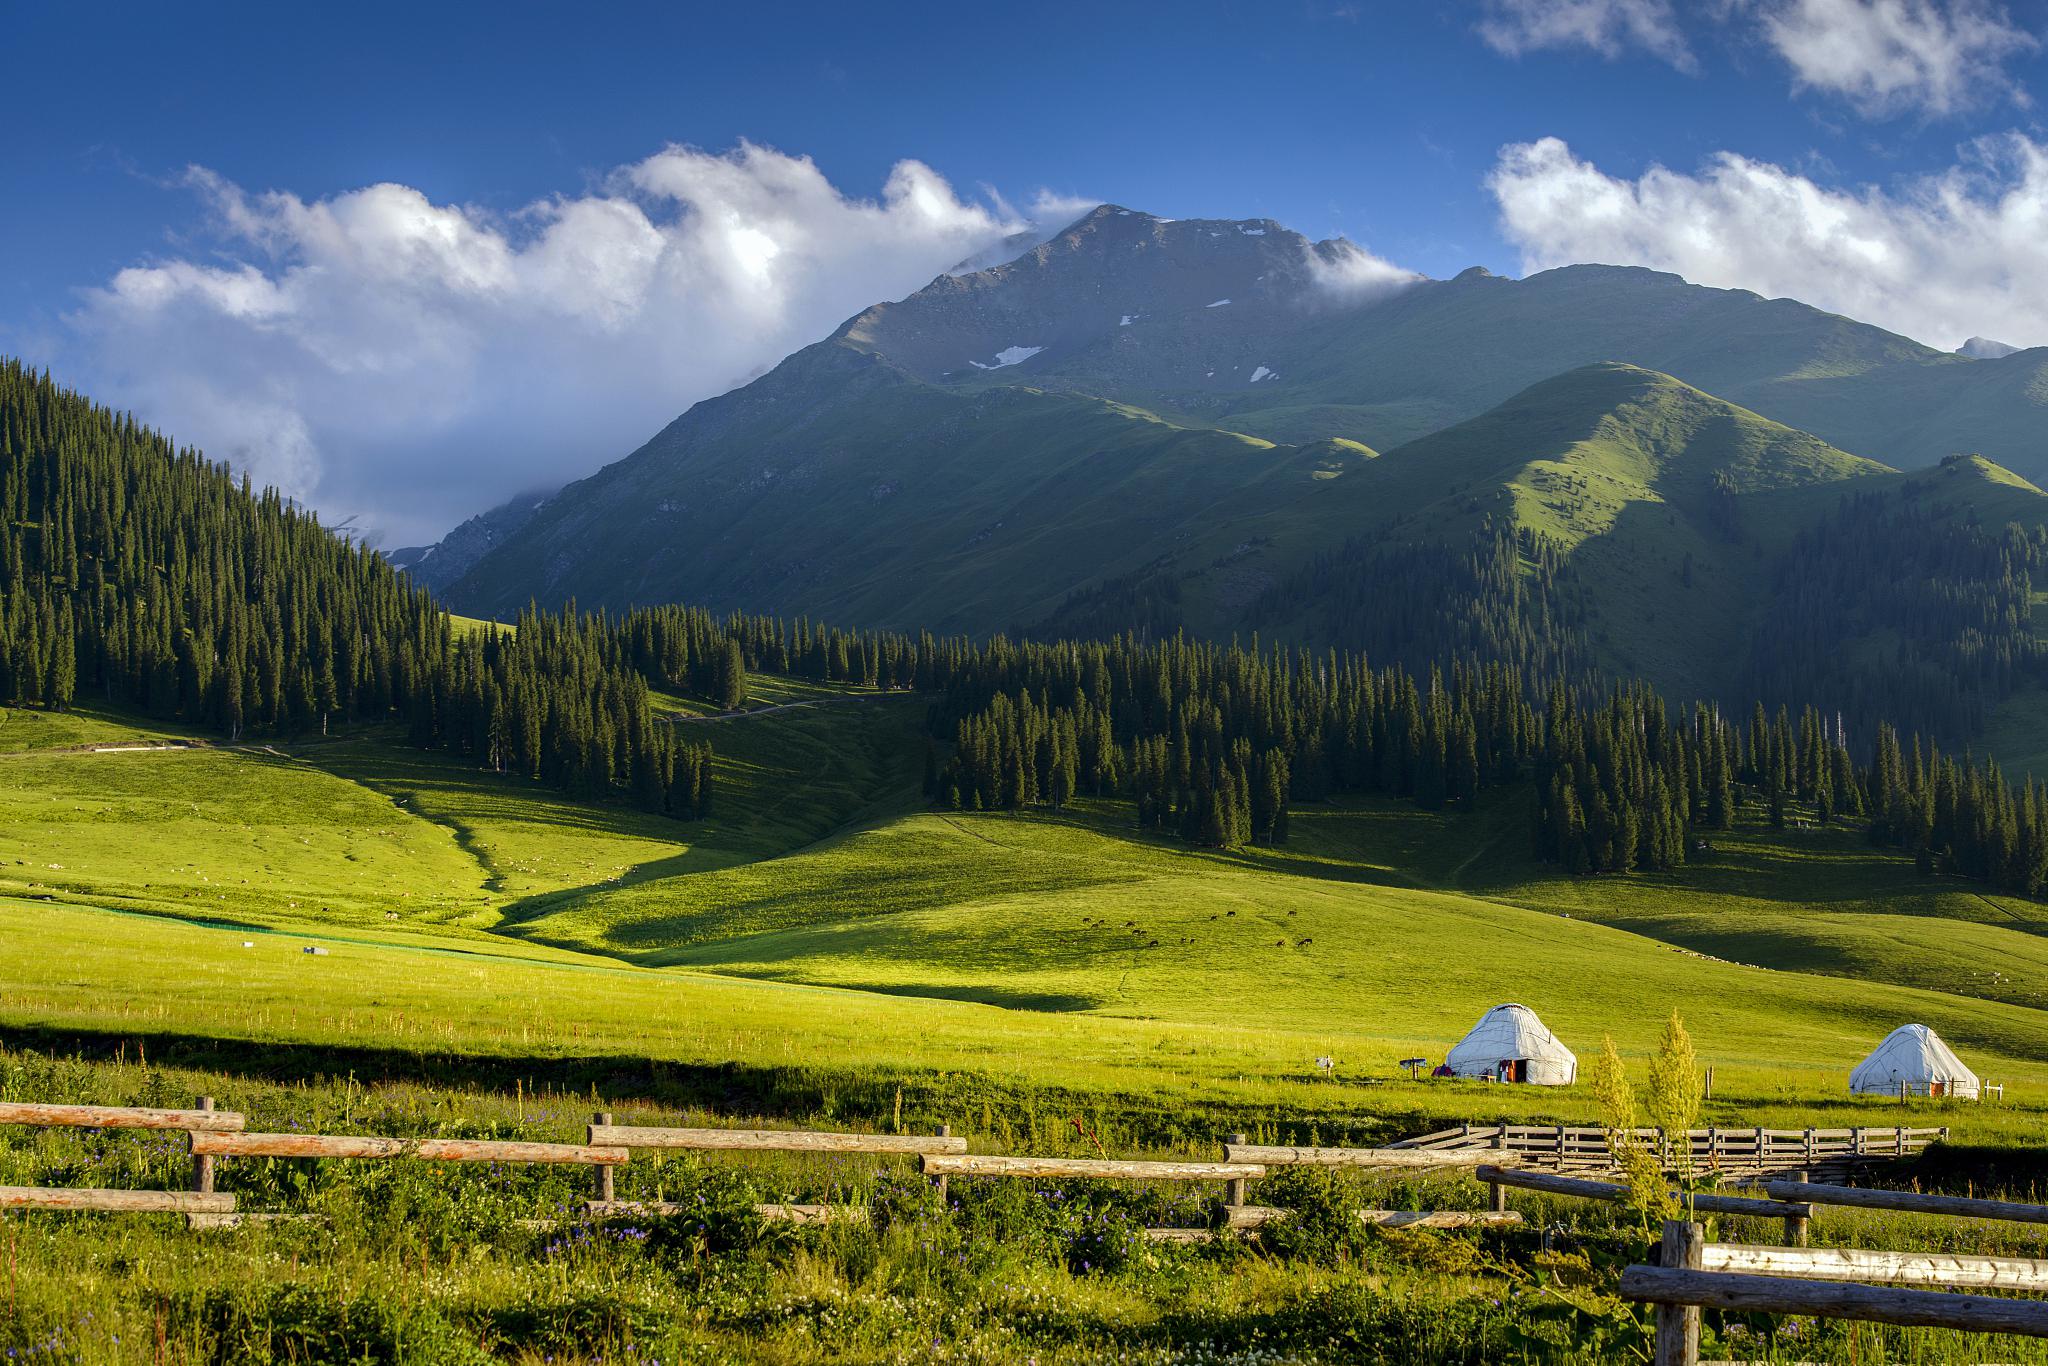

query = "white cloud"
[1488,133,2048,351]
[63,144,1071,545]
[1746,0,2038,117]
[1304,239,1424,301]
[1477,0,1696,70]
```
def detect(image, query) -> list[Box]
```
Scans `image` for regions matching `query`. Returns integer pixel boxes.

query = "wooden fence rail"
[0,1185,235,1214]
[0,1101,245,1132]
[1766,1179,2048,1226]
[1626,1266,2048,1340]
[1399,1124,1944,1178]
[1626,1219,2048,1365]
[1225,1143,1529,1169]
[1142,1208,1523,1242]
[920,1154,1265,1182]
[1701,1242,2048,1290]
[587,1199,871,1225]
[590,1124,964,1155]
[191,1131,628,1166]
[1475,1165,1812,1222]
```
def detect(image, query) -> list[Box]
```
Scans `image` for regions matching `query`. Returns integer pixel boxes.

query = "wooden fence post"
[1784,1169,1809,1247]
[190,1096,215,1196]
[1489,1129,1508,1213]
[1227,1134,1248,1210]
[1702,1066,1713,1100]
[936,1124,951,1204]
[593,1112,614,1204]
[1655,1219,1704,1366]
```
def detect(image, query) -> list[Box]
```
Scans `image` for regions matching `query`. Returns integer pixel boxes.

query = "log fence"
[1766,1178,2048,1226]
[14,1095,2039,1358]
[189,1131,629,1166]
[1625,1218,2048,1364]
[0,1100,245,1132]
[0,1097,1973,1257]
[1391,1123,1943,1179]
[1700,1242,2048,1290]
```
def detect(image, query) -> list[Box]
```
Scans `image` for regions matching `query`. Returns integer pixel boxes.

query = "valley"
[12,694,2048,1128]
[9,204,2048,1364]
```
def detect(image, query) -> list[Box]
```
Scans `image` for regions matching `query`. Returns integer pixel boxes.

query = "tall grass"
[5,1050,2048,1363]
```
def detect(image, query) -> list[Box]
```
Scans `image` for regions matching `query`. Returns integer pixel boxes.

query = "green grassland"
[9,696,2048,1150]
[18,697,2048,1360]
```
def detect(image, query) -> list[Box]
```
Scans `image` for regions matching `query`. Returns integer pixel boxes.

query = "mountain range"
[431,204,2048,722]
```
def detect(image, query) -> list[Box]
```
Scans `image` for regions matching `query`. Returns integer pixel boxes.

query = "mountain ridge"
[438,204,2048,712]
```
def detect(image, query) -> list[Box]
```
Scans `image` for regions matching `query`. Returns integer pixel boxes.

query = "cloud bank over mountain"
[1490,132,2048,352]
[63,143,1068,544]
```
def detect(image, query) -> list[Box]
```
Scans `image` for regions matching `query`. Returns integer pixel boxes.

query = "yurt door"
[1503,1059,1525,1083]
[1931,1081,1947,1098]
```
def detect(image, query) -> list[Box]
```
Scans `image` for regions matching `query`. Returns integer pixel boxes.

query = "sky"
[3,0,2045,545]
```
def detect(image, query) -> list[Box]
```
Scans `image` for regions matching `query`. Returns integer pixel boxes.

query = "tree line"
[1743,475,2048,745]
[14,355,2048,899]
[0,360,708,818]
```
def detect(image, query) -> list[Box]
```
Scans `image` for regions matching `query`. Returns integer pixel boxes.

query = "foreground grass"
[4,1052,2046,1364]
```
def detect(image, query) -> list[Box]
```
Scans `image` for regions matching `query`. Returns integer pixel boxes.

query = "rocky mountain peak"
[1959,336,2023,360]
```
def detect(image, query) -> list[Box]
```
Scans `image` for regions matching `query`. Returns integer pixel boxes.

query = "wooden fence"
[1396,1123,1944,1180]
[1767,1177,2048,1226]
[1475,1163,1815,1243]
[16,1096,2043,1358]
[1625,1219,2048,1365]
[0,1099,1969,1250]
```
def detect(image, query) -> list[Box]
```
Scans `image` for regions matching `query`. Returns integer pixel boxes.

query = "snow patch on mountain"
[970,345,1045,370]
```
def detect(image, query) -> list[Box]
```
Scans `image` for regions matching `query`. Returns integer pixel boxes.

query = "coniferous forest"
[6,357,2048,898]
[1743,476,2048,742]
[0,360,711,819]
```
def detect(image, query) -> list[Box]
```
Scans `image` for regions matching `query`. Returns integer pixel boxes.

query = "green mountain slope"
[447,341,1374,631]
[446,208,2048,650]
[1235,364,1888,697]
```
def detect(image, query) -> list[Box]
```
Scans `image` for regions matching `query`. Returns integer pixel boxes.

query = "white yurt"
[1849,1024,1980,1100]
[1444,1003,1578,1084]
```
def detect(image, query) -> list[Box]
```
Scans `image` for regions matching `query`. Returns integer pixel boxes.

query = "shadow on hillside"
[0,1022,1397,1145]
[793,980,1101,1013]
[1000,805,1437,891]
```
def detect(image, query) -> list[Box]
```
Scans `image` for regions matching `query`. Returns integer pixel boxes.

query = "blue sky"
[3,0,2044,541]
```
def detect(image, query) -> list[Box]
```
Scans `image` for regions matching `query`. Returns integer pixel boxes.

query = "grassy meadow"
[11,694,2048,1360]
[7,696,2048,1134]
